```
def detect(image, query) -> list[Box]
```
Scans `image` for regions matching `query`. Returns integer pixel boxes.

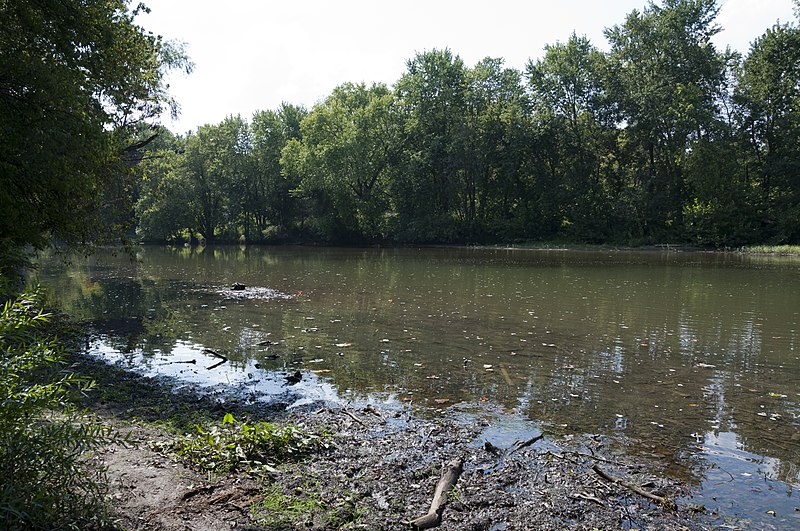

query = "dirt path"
[97,425,261,531]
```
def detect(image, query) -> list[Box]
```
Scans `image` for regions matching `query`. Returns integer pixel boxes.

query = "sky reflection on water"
[37,245,800,528]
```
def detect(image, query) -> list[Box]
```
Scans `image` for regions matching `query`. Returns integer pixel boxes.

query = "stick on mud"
[409,457,464,529]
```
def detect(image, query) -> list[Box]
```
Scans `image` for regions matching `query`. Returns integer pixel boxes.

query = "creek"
[37,245,800,528]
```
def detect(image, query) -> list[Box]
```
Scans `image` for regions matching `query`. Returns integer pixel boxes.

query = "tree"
[250,104,307,238]
[135,131,194,242]
[394,49,469,241]
[0,0,190,279]
[179,117,250,243]
[735,22,800,242]
[526,34,619,241]
[289,83,401,241]
[462,58,531,241]
[605,0,728,240]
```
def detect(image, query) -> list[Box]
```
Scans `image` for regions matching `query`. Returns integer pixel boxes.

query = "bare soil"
[79,355,711,530]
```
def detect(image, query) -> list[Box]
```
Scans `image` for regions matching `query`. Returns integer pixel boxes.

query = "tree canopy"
[132,1,800,248]
[0,0,190,281]
[4,0,800,258]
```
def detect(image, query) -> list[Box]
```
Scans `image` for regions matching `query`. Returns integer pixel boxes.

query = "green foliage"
[0,0,191,263]
[289,83,400,242]
[0,289,119,530]
[527,33,618,242]
[251,483,364,530]
[135,131,194,242]
[124,1,800,248]
[605,0,728,239]
[165,414,327,474]
[250,104,308,239]
[735,22,800,243]
[251,485,326,529]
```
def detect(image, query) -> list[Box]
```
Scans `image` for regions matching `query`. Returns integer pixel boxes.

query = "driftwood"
[570,491,605,506]
[202,348,227,360]
[342,408,365,426]
[202,348,228,370]
[409,458,464,529]
[507,434,543,456]
[592,464,668,506]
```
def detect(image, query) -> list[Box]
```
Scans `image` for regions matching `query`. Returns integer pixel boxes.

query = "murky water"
[37,245,800,528]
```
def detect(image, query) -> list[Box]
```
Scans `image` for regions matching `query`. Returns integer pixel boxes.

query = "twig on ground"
[409,458,464,529]
[592,464,669,506]
[507,434,544,456]
[342,408,365,426]
[570,491,606,506]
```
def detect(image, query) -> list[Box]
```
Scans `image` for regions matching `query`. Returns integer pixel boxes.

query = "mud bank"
[78,354,714,530]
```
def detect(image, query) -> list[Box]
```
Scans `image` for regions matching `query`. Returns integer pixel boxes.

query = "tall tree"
[462,58,531,240]
[394,49,469,241]
[179,117,249,243]
[605,0,727,240]
[735,22,800,242]
[283,84,400,241]
[135,131,194,242]
[0,0,190,277]
[526,34,619,241]
[251,103,307,238]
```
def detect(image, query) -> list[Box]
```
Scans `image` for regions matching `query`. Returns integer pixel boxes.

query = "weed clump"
[164,413,327,474]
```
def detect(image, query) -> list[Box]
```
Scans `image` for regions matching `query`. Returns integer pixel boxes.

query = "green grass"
[250,483,365,530]
[251,485,326,529]
[741,244,800,255]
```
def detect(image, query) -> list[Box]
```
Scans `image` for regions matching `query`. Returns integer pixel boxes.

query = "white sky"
[139,0,796,134]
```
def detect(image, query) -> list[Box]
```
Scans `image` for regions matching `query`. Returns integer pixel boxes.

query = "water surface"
[37,246,800,528]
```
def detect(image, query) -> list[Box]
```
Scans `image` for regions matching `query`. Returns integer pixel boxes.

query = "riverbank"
[75,354,713,530]
[143,239,800,256]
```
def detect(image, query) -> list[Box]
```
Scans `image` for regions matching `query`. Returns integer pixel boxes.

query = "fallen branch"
[409,458,464,529]
[202,348,228,361]
[570,491,605,506]
[507,434,543,456]
[342,408,365,426]
[203,348,228,370]
[592,464,669,506]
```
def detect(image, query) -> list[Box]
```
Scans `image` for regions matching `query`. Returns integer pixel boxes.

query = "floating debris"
[218,286,294,300]
[284,371,302,385]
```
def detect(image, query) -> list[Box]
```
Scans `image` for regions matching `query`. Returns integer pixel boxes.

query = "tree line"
[136,0,800,247]
[0,0,191,285]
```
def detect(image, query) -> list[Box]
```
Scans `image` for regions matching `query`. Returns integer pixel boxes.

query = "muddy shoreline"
[72,353,724,531]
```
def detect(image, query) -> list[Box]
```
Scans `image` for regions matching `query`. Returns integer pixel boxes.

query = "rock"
[285,371,302,385]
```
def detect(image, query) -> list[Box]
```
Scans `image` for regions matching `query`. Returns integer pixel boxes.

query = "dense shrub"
[0,289,118,530]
